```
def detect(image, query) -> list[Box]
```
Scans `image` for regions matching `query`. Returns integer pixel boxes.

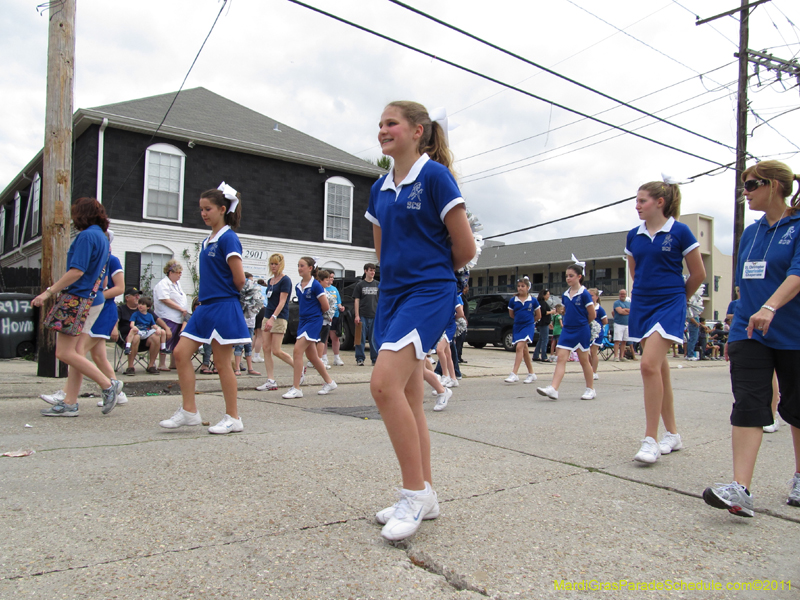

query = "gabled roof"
[476,230,628,269]
[75,87,385,178]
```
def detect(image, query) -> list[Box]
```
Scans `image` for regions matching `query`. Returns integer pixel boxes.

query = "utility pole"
[697,0,765,300]
[37,0,76,378]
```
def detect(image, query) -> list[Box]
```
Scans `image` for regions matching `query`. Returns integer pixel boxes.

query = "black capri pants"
[728,339,800,429]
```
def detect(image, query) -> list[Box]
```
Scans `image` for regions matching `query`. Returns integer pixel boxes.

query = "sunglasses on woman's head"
[743,179,769,192]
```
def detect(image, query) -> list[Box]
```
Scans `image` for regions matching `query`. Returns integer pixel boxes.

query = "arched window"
[140,244,174,294]
[30,173,41,236]
[321,260,344,278]
[324,176,353,243]
[143,143,185,223]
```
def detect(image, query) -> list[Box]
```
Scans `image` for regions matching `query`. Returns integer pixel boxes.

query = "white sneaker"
[40,389,66,405]
[318,381,337,395]
[688,356,699,361]
[299,366,307,386]
[332,355,345,366]
[159,407,202,429]
[523,373,537,384]
[614,357,620,362]
[504,373,519,383]
[593,373,599,380]
[763,419,780,433]
[256,378,278,391]
[536,385,559,400]
[306,360,314,368]
[208,414,243,434]
[97,391,128,407]
[658,431,683,454]
[381,482,440,541]
[251,354,264,363]
[282,387,303,399]
[581,387,596,400]
[433,388,452,411]
[443,377,457,388]
[634,436,661,463]
[376,483,440,525]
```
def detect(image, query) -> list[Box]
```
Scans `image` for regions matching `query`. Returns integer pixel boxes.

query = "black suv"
[466,293,539,352]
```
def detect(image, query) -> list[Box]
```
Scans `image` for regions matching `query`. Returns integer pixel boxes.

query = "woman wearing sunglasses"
[703,160,800,517]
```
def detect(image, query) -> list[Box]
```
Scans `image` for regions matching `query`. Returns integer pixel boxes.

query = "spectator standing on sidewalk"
[533,289,555,362]
[703,160,800,517]
[455,283,470,363]
[612,289,631,361]
[685,313,700,360]
[354,263,379,366]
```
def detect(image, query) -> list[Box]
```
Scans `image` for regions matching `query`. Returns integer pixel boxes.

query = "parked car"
[466,293,539,352]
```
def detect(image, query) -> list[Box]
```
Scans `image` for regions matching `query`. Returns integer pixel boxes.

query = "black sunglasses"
[743,179,769,192]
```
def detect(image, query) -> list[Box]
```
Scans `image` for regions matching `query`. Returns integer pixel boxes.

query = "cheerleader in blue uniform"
[435,293,464,391]
[367,101,475,541]
[626,179,705,463]
[537,264,596,400]
[282,257,336,399]
[159,183,253,435]
[504,277,541,384]
[588,288,608,382]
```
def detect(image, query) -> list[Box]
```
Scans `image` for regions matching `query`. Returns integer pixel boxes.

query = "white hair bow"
[218,181,239,214]
[106,229,114,245]
[429,107,459,145]
[571,253,586,269]
[661,172,692,185]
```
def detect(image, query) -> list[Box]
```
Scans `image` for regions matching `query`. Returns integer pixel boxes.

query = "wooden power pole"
[37,0,76,378]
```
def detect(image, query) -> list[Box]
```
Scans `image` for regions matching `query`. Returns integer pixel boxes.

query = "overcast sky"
[2,0,799,255]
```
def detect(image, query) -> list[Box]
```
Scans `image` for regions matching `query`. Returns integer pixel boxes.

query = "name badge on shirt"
[267,290,272,298]
[742,260,766,279]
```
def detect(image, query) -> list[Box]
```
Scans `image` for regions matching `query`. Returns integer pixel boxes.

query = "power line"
[563,0,727,88]
[286,0,730,169]
[482,162,734,240]
[458,61,737,163]
[387,0,737,154]
[670,0,739,48]
[105,0,228,212]
[461,89,739,184]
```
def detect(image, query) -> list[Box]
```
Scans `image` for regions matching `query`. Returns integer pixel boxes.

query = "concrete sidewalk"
[1,349,797,599]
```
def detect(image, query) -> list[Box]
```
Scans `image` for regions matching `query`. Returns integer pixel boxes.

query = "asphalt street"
[0,348,798,599]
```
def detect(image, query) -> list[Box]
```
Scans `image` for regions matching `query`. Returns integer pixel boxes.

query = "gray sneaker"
[703,482,754,517]
[100,379,123,415]
[788,473,800,507]
[41,400,79,417]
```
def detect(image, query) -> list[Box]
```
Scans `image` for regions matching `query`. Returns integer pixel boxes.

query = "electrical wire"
[458,62,737,163]
[286,0,730,169]
[105,0,229,212]
[563,0,727,88]
[750,108,800,151]
[461,90,738,184]
[670,0,739,48]
[749,105,800,135]
[387,0,736,154]
[482,162,735,240]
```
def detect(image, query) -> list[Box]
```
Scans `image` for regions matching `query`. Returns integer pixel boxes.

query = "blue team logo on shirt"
[779,226,795,245]
[407,182,423,210]
[207,242,218,257]
[661,234,673,252]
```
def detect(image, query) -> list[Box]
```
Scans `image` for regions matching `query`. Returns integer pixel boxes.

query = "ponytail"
[638,181,681,219]
[386,101,456,178]
[300,256,318,278]
[200,188,243,229]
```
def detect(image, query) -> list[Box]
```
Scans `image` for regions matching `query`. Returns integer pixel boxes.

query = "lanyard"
[744,210,787,264]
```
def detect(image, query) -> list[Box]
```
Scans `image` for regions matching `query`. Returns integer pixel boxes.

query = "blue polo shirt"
[726,299,739,316]
[728,212,800,350]
[594,303,607,326]
[366,154,464,296]
[508,294,540,328]
[296,278,326,320]
[625,217,699,296]
[612,299,630,325]
[198,226,242,303]
[562,286,593,329]
[65,225,109,302]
